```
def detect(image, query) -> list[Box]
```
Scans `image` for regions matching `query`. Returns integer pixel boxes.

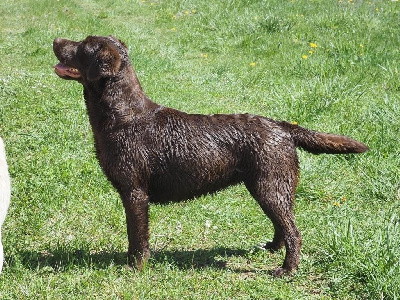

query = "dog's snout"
[53,38,67,48]
[53,38,78,49]
[53,38,62,44]
[53,38,80,62]
[53,38,64,54]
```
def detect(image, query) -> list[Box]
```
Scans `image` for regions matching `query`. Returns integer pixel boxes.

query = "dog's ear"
[87,43,122,81]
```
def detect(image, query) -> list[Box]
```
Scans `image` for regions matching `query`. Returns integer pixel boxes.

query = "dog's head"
[53,35,129,82]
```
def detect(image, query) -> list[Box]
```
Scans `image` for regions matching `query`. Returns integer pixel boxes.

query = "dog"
[53,35,368,276]
[0,137,10,274]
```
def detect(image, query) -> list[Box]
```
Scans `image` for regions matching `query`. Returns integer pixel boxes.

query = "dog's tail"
[279,121,369,154]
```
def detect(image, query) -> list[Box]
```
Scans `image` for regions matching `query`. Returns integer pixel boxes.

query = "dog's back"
[0,137,10,274]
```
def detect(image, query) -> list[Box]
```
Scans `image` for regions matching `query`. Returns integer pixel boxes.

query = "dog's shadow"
[15,246,267,273]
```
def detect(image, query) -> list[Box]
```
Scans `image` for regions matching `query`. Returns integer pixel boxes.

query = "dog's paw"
[271,267,290,277]
[127,259,148,271]
[127,250,150,271]
[263,241,284,252]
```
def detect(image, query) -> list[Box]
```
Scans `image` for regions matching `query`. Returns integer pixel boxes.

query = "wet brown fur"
[53,36,368,276]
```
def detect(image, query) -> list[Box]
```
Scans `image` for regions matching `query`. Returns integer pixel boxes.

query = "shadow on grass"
[152,247,250,270]
[10,246,270,273]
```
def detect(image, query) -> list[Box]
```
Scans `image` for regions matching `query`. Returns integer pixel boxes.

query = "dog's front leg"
[122,188,150,270]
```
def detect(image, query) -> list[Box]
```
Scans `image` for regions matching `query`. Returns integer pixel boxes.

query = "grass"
[0,0,399,298]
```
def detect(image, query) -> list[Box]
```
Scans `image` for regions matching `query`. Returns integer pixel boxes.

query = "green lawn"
[0,0,399,298]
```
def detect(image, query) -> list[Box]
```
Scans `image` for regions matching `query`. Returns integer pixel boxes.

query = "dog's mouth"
[53,63,81,79]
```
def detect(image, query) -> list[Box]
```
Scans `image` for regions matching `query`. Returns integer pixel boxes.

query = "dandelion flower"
[310,42,317,48]
[333,202,341,207]
[291,121,298,125]
[302,54,308,59]
[250,62,256,67]
[171,27,176,31]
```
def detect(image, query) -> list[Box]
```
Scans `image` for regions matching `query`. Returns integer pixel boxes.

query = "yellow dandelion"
[171,27,176,31]
[185,10,189,15]
[310,42,317,48]
[333,202,341,207]
[302,54,308,59]
[341,196,347,203]
[192,9,196,13]
[201,53,208,58]
[172,15,177,19]
[291,121,298,125]
[309,50,313,54]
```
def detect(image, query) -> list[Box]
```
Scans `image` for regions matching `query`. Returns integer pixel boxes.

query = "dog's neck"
[82,67,160,132]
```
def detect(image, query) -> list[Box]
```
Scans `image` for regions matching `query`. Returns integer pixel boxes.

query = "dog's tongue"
[53,63,81,78]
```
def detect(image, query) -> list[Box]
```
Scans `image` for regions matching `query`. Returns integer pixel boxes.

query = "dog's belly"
[148,175,242,203]
[148,160,244,203]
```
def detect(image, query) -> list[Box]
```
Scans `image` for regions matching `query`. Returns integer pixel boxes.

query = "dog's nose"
[53,38,71,53]
[53,38,61,50]
[53,38,64,46]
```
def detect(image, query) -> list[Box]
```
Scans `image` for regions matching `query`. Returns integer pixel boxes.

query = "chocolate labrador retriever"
[53,35,368,276]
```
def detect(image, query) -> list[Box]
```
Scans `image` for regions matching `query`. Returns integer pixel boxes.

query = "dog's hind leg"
[121,188,151,270]
[265,207,302,277]
[245,160,301,276]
